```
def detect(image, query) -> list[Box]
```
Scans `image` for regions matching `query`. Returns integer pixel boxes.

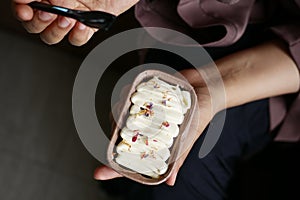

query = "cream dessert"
[115,76,191,178]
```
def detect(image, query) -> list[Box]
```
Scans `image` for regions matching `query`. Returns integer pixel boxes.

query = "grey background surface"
[0,1,139,199]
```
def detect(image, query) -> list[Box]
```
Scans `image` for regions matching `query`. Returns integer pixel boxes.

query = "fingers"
[14,0,36,3]
[68,23,96,46]
[94,165,123,180]
[14,3,34,21]
[13,0,55,32]
[165,158,185,186]
[166,171,178,186]
[40,16,76,44]
[23,10,56,33]
[165,140,195,186]
[13,0,95,45]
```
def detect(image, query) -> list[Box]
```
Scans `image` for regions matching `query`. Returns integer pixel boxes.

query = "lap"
[108,24,271,200]
[116,99,271,200]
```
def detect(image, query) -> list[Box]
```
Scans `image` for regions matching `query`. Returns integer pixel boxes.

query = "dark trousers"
[113,97,270,200]
[149,99,270,200]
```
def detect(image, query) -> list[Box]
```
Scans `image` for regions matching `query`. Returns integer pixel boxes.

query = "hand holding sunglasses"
[13,0,139,45]
[28,1,116,31]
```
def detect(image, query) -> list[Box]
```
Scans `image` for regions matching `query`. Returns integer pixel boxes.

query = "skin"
[13,0,300,187]
[13,0,139,46]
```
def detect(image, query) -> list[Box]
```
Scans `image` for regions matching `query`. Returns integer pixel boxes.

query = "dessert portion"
[115,76,191,178]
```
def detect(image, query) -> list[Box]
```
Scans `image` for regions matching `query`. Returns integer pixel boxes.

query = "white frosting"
[115,77,191,178]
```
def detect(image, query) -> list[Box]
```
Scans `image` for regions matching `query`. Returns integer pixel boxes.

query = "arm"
[12,0,139,46]
[183,40,299,109]
[94,40,300,185]
[169,40,300,185]
[217,40,299,108]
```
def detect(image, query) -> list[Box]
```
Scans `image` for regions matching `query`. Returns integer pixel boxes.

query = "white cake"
[115,77,191,178]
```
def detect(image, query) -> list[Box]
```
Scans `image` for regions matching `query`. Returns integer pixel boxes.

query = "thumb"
[94,165,123,180]
[165,157,185,186]
[165,168,179,186]
[165,143,194,186]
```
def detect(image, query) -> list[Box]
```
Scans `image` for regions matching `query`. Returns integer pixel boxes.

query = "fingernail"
[78,23,86,30]
[58,17,70,28]
[38,11,54,21]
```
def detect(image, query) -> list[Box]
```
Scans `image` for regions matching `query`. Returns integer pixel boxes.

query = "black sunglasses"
[28,1,116,31]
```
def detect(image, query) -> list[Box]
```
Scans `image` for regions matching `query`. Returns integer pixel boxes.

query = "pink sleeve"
[269,23,300,141]
[271,24,300,69]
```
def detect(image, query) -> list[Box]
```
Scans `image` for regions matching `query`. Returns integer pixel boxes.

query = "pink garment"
[135,0,300,141]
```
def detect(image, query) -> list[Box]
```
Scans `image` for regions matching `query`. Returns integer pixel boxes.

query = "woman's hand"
[12,0,139,46]
[94,70,216,186]
[94,40,300,186]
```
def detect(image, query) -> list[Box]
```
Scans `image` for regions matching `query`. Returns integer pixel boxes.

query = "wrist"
[181,68,225,119]
[216,40,300,109]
